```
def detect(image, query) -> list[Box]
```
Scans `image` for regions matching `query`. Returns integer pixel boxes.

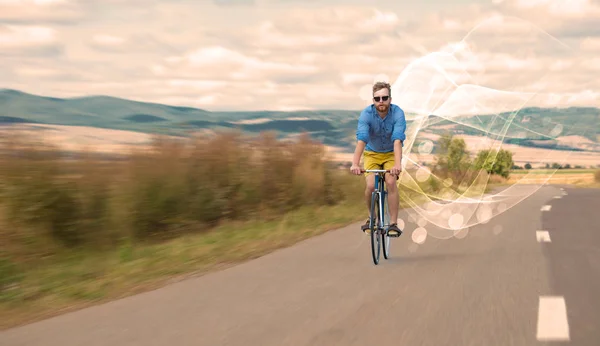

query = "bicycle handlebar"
[360,169,390,173]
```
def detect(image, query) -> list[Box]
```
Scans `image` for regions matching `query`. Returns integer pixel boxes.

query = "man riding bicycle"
[350,81,406,237]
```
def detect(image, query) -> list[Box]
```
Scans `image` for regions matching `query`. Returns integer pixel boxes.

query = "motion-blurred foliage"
[0,130,360,259]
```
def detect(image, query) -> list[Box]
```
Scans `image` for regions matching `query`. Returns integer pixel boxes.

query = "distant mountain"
[0,89,357,135]
[1,88,599,153]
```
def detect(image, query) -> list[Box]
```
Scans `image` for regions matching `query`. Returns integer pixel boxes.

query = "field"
[507,169,598,186]
[6,124,600,169]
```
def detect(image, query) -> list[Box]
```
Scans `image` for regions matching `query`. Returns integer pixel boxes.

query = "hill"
[1,88,599,155]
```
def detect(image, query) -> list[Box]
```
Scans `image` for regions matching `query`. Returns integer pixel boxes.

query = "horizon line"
[1,87,597,114]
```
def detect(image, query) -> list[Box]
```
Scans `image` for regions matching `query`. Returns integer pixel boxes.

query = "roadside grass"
[510,169,596,175]
[571,169,600,189]
[1,200,367,329]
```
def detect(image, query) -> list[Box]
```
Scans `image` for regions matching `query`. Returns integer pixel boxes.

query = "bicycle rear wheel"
[370,191,381,265]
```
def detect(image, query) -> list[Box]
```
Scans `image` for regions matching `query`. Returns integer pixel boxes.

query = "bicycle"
[361,169,393,265]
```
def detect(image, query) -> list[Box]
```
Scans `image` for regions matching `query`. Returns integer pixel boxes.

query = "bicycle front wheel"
[382,192,391,260]
[370,191,381,265]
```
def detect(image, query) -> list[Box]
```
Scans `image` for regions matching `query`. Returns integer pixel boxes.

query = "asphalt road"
[1,184,598,346]
[541,186,600,345]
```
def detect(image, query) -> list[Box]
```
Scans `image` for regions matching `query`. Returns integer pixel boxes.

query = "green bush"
[473,148,514,179]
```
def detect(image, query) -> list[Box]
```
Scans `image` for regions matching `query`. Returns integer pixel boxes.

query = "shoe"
[387,223,402,237]
[361,219,371,235]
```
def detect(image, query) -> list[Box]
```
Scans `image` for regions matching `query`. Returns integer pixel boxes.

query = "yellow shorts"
[363,150,396,176]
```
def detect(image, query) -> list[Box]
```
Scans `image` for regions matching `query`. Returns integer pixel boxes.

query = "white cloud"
[0,25,55,46]
[0,0,81,23]
[0,0,67,4]
[33,0,68,4]
[580,58,600,71]
[1,1,599,111]
[341,73,375,86]
[92,34,125,46]
[580,37,600,51]
[14,66,61,77]
[358,9,399,29]
[0,25,59,55]
[162,45,319,83]
[166,79,228,90]
[511,0,599,17]
[251,21,346,49]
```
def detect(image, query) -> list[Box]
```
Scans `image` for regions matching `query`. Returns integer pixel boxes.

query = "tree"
[434,133,472,183]
[473,148,514,178]
[524,163,532,169]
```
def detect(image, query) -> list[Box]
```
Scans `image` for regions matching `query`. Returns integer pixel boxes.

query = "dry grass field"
[2,125,599,169]
[508,172,596,185]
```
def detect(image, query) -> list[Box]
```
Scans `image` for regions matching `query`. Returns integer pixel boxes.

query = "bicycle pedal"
[387,231,402,237]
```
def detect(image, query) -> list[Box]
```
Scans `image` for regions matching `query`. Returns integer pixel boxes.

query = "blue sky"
[1,0,599,112]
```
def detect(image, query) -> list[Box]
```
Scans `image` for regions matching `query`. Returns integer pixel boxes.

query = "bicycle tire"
[382,191,391,260]
[370,191,381,265]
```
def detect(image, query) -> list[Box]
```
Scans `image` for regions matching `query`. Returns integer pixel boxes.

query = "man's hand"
[390,163,402,176]
[350,163,362,175]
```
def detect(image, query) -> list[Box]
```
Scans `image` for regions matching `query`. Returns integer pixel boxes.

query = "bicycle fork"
[374,174,387,234]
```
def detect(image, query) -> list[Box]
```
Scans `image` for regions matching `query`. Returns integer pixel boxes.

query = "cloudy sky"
[1,0,599,112]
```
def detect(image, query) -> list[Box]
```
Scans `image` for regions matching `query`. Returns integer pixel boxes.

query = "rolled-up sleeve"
[391,108,407,145]
[356,110,370,143]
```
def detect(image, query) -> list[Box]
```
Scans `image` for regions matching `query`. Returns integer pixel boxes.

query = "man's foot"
[386,223,402,237]
[361,219,372,235]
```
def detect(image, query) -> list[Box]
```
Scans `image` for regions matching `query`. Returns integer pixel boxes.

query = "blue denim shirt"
[356,104,407,153]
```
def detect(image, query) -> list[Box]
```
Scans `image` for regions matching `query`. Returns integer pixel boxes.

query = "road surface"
[2,185,599,345]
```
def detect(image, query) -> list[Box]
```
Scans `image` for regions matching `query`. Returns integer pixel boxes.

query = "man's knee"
[385,175,398,190]
[365,175,375,192]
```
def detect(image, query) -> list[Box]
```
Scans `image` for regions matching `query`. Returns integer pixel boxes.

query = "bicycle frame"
[366,169,388,227]
[361,169,392,264]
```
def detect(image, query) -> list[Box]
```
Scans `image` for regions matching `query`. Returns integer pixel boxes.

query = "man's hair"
[373,81,391,96]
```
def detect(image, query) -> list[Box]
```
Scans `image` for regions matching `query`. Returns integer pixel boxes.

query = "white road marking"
[554,196,562,199]
[541,205,552,211]
[537,296,570,341]
[536,231,551,242]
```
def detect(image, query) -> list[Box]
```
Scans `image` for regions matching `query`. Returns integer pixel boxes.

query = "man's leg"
[361,151,379,234]
[383,156,403,237]
[361,173,377,234]
[364,173,375,212]
[385,174,399,221]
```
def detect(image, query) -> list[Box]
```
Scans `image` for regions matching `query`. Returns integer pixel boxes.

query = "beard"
[377,104,388,112]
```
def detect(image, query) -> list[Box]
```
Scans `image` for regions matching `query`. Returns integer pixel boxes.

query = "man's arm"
[351,110,370,173]
[391,107,407,172]
[352,140,367,167]
[393,139,403,169]
[391,107,407,145]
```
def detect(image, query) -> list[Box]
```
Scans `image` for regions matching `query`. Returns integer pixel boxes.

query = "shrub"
[0,129,364,255]
[473,148,514,179]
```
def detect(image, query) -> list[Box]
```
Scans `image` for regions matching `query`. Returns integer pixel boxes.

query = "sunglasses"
[373,96,389,102]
